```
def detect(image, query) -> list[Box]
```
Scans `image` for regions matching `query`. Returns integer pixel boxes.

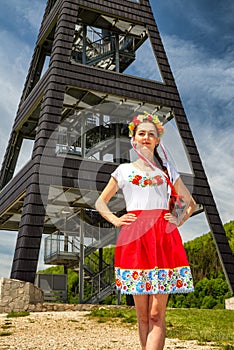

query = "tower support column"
[10,181,47,283]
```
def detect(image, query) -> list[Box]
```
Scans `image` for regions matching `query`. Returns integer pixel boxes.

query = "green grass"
[166,309,234,347]
[88,307,135,324]
[6,311,30,318]
[88,307,234,348]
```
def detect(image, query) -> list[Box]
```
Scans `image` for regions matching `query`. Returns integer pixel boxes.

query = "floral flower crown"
[128,111,164,137]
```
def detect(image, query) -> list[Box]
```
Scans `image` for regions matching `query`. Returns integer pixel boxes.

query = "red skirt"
[114,209,194,294]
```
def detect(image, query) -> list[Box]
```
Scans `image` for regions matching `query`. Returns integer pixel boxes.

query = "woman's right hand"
[112,213,137,227]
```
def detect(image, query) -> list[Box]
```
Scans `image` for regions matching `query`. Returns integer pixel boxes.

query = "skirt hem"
[116,288,194,295]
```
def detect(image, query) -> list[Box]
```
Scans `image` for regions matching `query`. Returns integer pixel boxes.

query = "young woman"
[95,112,196,350]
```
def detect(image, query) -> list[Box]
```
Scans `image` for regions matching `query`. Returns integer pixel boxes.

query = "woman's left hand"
[164,212,180,226]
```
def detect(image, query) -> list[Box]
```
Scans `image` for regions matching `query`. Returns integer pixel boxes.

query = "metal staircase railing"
[44,224,117,303]
[71,26,136,71]
[84,229,117,256]
[83,258,115,304]
[86,282,116,304]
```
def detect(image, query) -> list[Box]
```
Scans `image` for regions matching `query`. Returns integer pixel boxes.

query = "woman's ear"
[132,137,137,146]
[155,137,160,147]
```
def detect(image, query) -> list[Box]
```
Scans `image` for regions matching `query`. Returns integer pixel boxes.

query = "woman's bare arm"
[95,176,137,227]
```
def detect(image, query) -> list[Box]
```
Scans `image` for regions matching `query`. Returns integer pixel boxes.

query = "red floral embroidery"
[154,175,163,185]
[115,266,194,294]
[168,270,174,278]
[116,279,122,288]
[146,282,151,291]
[132,174,142,185]
[176,280,183,288]
[144,178,153,186]
[129,172,164,188]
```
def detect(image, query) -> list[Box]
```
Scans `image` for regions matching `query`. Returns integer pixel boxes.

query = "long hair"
[133,121,176,213]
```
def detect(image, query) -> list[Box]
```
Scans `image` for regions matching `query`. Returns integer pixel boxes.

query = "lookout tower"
[0,0,233,302]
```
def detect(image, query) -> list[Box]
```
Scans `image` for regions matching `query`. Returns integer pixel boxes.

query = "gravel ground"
[0,311,217,350]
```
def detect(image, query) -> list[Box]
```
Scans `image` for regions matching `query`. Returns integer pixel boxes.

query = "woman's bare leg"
[133,295,150,350]
[146,294,168,350]
[133,294,168,350]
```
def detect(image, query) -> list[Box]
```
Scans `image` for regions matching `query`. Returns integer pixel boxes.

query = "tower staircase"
[71,20,143,72]
[44,209,118,303]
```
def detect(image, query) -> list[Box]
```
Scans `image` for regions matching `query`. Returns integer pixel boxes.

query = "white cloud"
[19,2,46,31]
[0,232,47,278]
[161,35,234,226]
[180,212,210,243]
[194,125,234,224]
[125,40,163,82]
[0,232,17,278]
[0,31,32,167]
[163,35,234,111]
[0,32,31,113]
[1,1,46,33]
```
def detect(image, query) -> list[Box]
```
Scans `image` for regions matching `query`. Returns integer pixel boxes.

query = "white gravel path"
[0,311,217,350]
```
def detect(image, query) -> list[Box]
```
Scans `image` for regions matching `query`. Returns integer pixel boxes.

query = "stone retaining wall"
[0,278,44,313]
[27,302,97,312]
[0,278,100,314]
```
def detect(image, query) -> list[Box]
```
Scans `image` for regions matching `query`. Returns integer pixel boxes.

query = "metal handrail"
[44,227,116,303]
[72,31,135,61]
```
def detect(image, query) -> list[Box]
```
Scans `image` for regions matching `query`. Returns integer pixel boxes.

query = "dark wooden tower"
[0,0,233,301]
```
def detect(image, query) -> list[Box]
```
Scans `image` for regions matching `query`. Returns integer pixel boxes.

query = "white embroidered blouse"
[111,162,179,211]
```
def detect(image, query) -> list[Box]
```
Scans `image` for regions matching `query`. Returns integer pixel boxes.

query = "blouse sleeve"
[111,165,124,189]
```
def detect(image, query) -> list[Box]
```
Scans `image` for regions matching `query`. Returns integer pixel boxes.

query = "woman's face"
[133,122,160,154]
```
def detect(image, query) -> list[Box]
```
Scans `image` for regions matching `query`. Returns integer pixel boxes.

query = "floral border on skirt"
[115,266,194,294]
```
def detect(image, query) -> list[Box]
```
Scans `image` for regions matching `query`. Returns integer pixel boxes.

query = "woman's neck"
[133,158,155,171]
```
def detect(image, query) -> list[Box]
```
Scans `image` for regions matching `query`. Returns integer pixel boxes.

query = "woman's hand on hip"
[113,213,137,227]
[164,212,180,226]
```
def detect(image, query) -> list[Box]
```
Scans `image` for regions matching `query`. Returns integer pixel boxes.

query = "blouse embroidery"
[128,171,164,188]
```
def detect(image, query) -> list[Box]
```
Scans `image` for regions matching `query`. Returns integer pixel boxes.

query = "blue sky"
[0,0,233,277]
